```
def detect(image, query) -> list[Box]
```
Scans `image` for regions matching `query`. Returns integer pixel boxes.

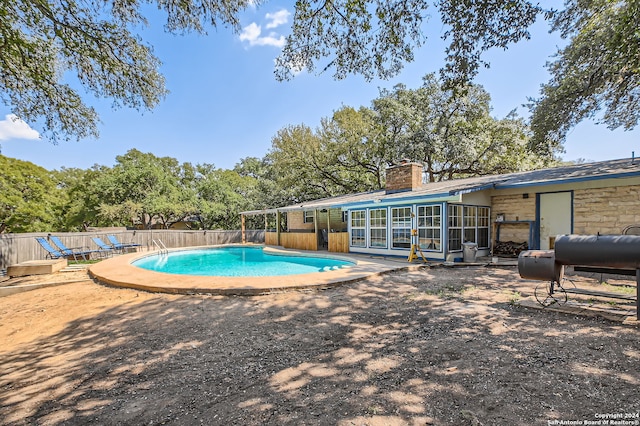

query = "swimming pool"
[132,246,354,277]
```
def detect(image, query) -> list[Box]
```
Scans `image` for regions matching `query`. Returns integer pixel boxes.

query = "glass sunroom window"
[463,206,477,243]
[417,205,442,251]
[448,205,463,251]
[477,207,490,248]
[369,208,387,248]
[350,210,366,247]
[391,207,412,249]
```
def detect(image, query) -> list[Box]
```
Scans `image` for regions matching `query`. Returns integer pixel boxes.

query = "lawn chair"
[107,235,141,252]
[49,235,100,261]
[91,237,117,256]
[35,237,66,260]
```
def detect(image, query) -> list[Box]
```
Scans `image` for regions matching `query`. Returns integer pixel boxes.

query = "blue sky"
[1,3,638,171]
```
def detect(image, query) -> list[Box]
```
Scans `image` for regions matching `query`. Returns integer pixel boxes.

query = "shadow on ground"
[1,267,639,425]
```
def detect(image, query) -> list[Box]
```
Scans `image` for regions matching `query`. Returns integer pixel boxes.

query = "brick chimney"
[385,160,423,194]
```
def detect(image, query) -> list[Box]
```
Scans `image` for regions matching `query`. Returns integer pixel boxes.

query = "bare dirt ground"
[1,265,639,426]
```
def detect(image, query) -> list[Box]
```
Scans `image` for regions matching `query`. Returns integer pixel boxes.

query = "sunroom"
[240,161,494,261]
[344,202,490,261]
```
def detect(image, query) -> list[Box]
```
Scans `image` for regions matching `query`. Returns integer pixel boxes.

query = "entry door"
[538,192,572,250]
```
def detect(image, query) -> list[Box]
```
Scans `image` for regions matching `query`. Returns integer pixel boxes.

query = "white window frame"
[448,204,463,252]
[350,210,366,247]
[391,207,412,249]
[463,206,477,244]
[369,208,387,248]
[417,204,442,252]
[477,207,490,249]
[448,204,491,252]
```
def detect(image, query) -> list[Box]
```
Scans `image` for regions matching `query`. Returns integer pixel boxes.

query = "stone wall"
[574,184,640,234]
[491,184,640,243]
[490,193,536,243]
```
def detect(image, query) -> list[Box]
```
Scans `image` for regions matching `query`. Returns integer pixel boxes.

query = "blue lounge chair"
[91,237,117,256]
[35,237,65,260]
[107,235,141,252]
[49,236,100,261]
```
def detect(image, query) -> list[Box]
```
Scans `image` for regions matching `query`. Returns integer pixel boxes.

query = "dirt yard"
[1,265,639,426]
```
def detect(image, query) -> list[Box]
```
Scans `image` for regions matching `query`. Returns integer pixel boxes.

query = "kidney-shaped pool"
[132,246,354,277]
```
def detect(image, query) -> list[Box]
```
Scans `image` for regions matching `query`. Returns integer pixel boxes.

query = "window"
[304,210,314,224]
[350,210,366,247]
[463,206,477,243]
[477,207,490,248]
[448,204,490,252]
[448,205,463,251]
[369,208,387,248]
[391,207,412,249]
[417,205,442,251]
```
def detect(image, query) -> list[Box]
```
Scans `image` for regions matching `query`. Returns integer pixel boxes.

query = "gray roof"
[241,157,640,214]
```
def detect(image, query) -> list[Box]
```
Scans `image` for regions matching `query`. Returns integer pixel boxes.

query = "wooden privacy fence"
[279,232,318,251]
[264,231,349,253]
[0,229,264,270]
[328,232,349,253]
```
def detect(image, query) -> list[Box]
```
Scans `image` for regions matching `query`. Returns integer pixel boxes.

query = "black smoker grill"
[518,234,640,320]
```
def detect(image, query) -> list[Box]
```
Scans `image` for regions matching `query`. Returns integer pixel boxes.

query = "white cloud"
[254,32,286,48]
[239,22,262,43]
[0,114,40,141]
[239,9,290,48]
[265,9,291,29]
[239,23,286,48]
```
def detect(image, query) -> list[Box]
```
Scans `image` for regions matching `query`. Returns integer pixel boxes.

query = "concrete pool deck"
[88,245,420,295]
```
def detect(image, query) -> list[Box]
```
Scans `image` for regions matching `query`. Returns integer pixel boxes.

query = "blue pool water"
[132,246,354,277]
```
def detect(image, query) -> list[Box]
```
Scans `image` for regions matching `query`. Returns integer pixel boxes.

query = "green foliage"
[53,166,105,231]
[372,74,555,178]
[0,1,168,142]
[278,0,639,147]
[234,156,291,210]
[319,107,388,189]
[276,0,552,84]
[1,74,558,233]
[1,0,256,142]
[4,0,637,150]
[89,149,198,229]
[1,150,265,232]
[529,0,640,153]
[269,124,329,202]
[196,165,257,229]
[276,0,546,84]
[436,0,545,87]
[267,75,553,202]
[0,155,64,232]
[268,108,388,203]
[276,0,429,81]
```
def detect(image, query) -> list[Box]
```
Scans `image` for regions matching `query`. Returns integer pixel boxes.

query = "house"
[240,157,640,261]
